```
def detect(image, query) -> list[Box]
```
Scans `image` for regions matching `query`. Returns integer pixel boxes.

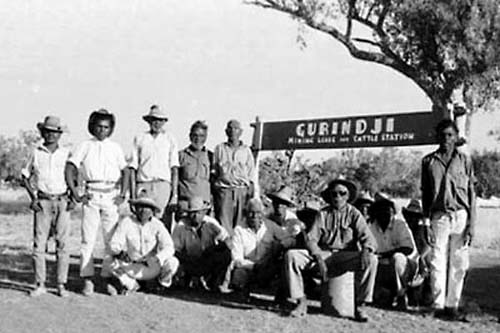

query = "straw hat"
[37,116,67,133]
[320,178,358,203]
[143,105,168,122]
[129,196,161,213]
[267,186,296,207]
[185,196,211,212]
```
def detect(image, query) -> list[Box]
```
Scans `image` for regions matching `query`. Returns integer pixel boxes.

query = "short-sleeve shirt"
[213,141,255,188]
[129,131,179,182]
[178,145,213,202]
[68,138,126,182]
[21,145,70,195]
[370,218,417,258]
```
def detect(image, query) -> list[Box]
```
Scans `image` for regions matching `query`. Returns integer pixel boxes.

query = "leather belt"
[38,191,68,201]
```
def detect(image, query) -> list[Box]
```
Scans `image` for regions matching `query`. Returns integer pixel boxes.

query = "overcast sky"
[0,0,497,158]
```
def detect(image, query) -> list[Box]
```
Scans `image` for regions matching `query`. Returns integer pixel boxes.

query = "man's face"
[272,201,288,220]
[327,184,349,209]
[376,207,394,227]
[41,129,62,145]
[358,203,371,219]
[190,127,207,150]
[188,210,205,227]
[93,119,112,141]
[225,121,242,141]
[136,205,154,223]
[148,118,166,134]
[246,205,263,230]
[437,126,458,152]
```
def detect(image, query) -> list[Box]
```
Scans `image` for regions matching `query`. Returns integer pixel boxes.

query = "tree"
[0,130,40,185]
[249,0,500,136]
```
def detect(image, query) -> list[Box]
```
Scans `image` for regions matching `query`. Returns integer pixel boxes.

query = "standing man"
[66,109,130,296]
[129,105,179,218]
[421,119,476,320]
[213,119,255,234]
[285,178,378,322]
[178,120,213,203]
[22,116,71,297]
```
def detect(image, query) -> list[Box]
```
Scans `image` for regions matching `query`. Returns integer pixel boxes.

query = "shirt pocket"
[340,226,354,244]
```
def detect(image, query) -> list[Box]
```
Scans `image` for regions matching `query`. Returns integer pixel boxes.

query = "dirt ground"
[1,203,500,332]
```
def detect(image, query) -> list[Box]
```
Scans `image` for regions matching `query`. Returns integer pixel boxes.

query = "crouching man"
[172,197,231,291]
[109,195,179,294]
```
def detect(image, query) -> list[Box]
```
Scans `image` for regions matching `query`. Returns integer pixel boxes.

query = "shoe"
[30,285,47,297]
[439,307,468,322]
[394,295,408,311]
[57,284,69,298]
[121,281,140,296]
[289,298,307,318]
[82,279,94,296]
[354,307,369,323]
[106,282,118,296]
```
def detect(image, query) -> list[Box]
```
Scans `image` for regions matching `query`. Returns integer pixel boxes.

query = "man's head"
[267,186,296,222]
[88,109,115,140]
[321,179,357,209]
[143,105,168,134]
[370,199,396,229]
[354,191,374,219]
[129,196,161,224]
[186,197,211,228]
[245,198,264,230]
[435,119,459,152]
[37,116,66,145]
[225,119,242,142]
[189,120,208,150]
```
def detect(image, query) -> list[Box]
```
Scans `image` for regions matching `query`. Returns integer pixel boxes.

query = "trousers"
[376,253,417,298]
[429,210,469,309]
[213,187,248,235]
[111,256,179,289]
[33,198,71,284]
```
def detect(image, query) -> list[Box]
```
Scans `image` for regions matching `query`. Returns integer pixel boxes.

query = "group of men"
[22,106,475,323]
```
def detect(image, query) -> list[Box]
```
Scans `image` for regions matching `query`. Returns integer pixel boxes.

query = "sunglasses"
[331,190,348,197]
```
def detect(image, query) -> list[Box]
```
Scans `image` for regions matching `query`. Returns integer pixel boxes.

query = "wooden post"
[250,116,263,199]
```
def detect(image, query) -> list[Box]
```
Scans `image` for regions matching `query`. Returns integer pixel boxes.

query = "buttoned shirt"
[213,141,255,188]
[172,216,229,259]
[421,149,475,217]
[232,219,288,268]
[68,138,127,182]
[306,203,377,256]
[129,131,179,182]
[22,145,70,195]
[370,218,417,259]
[109,215,175,265]
[178,145,212,202]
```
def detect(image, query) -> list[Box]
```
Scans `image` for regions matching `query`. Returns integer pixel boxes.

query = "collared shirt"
[178,145,213,202]
[213,141,255,188]
[22,145,70,195]
[172,215,229,259]
[68,138,127,182]
[232,219,287,268]
[129,131,180,182]
[421,149,475,217]
[370,218,417,259]
[306,203,377,256]
[109,215,175,265]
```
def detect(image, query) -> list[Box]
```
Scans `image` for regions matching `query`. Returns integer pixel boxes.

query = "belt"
[38,191,68,201]
[137,179,168,184]
[85,180,119,193]
[86,186,119,193]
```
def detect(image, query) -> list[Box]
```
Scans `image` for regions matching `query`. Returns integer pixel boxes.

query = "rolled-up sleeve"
[21,150,35,179]
[68,142,86,168]
[128,136,140,170]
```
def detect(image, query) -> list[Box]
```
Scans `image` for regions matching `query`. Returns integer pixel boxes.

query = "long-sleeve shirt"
[231,219,287,268]
[213,141,255,188]
[421,149,475,217]
[109,215,175,265]
[306,203,377,257]
[172,216,229,259]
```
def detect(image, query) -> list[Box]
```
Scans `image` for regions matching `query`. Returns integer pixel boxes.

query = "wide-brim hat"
[354,191,374,206]
[129,197,161,213]
[143,105,168,122]
[320,178,358,203]
[402,199,423,217]
[185,196,212,212]
[267,185,296,207]
[37,116,67,133]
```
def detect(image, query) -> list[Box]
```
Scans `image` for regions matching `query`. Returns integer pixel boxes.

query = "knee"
[391,252,406,267]
[285,249,300,265]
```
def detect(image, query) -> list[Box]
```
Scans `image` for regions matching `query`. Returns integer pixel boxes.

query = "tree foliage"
[472,150,500,198]
[0,130,40,185]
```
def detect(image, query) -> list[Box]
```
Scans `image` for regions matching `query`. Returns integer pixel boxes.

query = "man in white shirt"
[109,195,179,294]
[129,105,179,218]
[65,109,130,296]
[22,116,71,297]
[172,196,231,291]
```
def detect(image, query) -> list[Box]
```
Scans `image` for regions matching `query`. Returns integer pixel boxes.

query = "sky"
[0,0,498,159]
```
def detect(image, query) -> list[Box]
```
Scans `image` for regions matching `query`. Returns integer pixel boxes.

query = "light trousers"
[80,190,119,278]
[214,186,248,235]
[111,256,179,289]
[429,210,469,309]
[376,253,417,297]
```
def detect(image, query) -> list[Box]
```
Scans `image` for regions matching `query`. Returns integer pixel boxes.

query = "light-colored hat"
[185,196,211,212]
[37,116,67,133]
[143,105,168,122]
[129,196,161,213]
[320,177,358,203]
[267,186,296,207]
[402,199,423,217]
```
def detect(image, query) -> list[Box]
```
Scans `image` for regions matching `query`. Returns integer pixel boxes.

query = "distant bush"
[472,150,500,198]
[0,130,39,186]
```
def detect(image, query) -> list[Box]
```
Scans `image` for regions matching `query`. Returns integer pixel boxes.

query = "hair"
[190,120,208,134]
[87,109,116,137]
[435,119,459,134]
[246,198,264,213]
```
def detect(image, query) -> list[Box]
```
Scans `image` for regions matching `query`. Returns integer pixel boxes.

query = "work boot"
[30,284,47,297]
[56,284,69,298]
[289,297,307,318]
[82,278,94,296]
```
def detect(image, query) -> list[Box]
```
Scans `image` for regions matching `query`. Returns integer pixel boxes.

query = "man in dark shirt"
[284,178,378,322]
[421,119,476,321]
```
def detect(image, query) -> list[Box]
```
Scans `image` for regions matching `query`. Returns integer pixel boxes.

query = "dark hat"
[402,199,423,217]
[143,105,168,122]
[354,191,374,206]
[88,108,116,136]
[320,178,358,203]
[37,116,67,133]
[267,186,296,207]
